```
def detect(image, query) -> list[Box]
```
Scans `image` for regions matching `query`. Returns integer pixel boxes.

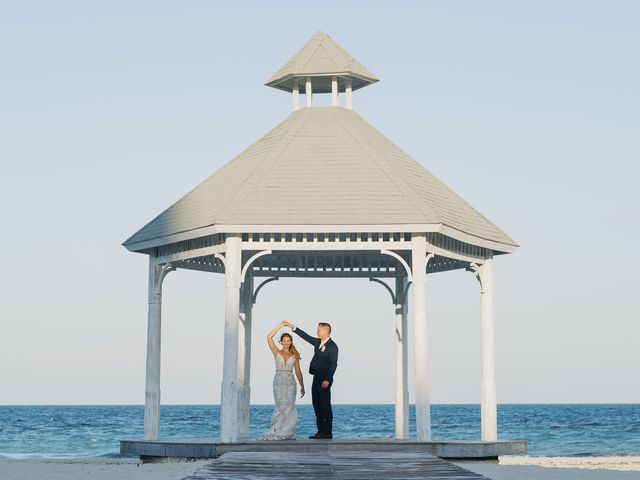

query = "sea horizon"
[2,403,639,459]
[3,402,639,406]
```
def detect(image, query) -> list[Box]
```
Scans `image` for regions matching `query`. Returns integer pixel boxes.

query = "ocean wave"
[0,451,119,460]
[2,404,640,458]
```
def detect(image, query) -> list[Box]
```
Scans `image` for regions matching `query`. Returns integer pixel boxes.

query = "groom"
[284,320,338,439]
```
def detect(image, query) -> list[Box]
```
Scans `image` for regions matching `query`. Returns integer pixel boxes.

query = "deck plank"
[181,451,492,479]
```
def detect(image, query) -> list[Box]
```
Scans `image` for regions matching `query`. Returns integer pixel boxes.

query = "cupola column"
[331,76,338,106]
[306,76,313,107]
[345,78,353,110]
[292,84,300,111]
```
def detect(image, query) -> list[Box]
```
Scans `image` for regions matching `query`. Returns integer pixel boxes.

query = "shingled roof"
[266,31,378,93]
[123,107,517,252]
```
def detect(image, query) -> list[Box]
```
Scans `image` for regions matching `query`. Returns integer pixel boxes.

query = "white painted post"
[345,78,353,110]
[411,234,431,441]
[144,258,163,440]
[237,272,253,439]
[220,235,242,442]
[144,259,174,440]
[478,258,497,441]
[306,76,312,108]
[331,76,338,107]
[395,276,409,440]
[292,84,300,112]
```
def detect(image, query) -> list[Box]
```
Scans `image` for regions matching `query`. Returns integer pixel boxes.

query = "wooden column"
[238,272,253,439]
[478,258,497,441]
[331,76,338,106]
[411,234,431,441]
[306,76,312,107]
[220,235,242,442]
[292,84,300,111]
[345,78,353,110]
[144,258,174,440]
[394,275,409,439]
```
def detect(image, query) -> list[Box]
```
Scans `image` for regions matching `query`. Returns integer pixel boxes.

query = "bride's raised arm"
[266,320,286,356]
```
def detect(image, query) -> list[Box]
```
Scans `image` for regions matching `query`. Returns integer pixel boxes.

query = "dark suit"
[293,327,338,436]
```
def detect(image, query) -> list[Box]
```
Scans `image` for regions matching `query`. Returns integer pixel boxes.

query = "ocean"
[0,404,638,458]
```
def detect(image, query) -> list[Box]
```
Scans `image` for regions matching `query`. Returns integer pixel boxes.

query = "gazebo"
[123,31,518,446]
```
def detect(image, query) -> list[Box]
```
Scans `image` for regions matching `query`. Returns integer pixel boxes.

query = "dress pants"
[311,377,333,435]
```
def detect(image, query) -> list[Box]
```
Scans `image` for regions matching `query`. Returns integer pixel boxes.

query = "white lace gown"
[261,353,297,440]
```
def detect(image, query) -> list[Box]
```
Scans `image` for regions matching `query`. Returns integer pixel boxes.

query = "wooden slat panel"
[181,451,491,480]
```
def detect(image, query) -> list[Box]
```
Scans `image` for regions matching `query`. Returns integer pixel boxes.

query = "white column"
[220,235,242,442]
[144,259,162,440]
[331,76,338,106]
[345,78,353,110]
[394,276,409,439]
[478,258,497,441]
[144,259,174,440]
[411,234,431,441]
[238,272,253,439]
[306,76,312,108]
[292,84,300,111]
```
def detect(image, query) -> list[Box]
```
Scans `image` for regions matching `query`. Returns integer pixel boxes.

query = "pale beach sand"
[0,457,209,480]
[456,456,640,480]
[1,455,640,480]
[499,455,640,470]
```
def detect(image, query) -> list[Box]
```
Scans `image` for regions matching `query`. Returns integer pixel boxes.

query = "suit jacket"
[293,327,339,384]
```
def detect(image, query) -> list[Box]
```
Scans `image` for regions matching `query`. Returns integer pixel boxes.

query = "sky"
[0,1,638,406]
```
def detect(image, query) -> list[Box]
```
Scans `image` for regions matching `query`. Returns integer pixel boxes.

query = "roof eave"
[265,72,379,93]
[122,223,518,255]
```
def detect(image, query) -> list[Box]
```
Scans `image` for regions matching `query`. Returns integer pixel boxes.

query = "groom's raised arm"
[291,325,318,346]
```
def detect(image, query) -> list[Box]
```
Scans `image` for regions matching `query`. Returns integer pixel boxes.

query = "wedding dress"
[261,353,297,440]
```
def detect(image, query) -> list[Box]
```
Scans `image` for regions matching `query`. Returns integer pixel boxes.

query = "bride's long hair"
[280,333,301,360]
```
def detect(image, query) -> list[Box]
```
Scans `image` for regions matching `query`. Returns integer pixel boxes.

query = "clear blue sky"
[1,1,638,405]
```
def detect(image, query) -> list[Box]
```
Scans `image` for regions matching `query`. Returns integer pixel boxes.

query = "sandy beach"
[458,456,640,479]
[0,457,209,480]
[2,455,640,480]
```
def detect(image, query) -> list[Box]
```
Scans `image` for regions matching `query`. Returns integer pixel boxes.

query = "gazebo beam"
[252,276,279,304]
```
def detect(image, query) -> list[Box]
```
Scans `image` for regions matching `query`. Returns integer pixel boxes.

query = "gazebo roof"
[265,31,378,93]
[123,107,517,253]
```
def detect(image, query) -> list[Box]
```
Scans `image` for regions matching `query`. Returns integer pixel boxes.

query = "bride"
[261,320,305,440]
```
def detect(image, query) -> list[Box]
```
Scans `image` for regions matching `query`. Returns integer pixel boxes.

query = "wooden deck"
[121,437,527,460]
[181,451,492,480]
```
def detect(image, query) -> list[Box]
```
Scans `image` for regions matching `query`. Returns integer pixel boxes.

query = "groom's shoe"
[318,433,333,439]
[308,432,322,439]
